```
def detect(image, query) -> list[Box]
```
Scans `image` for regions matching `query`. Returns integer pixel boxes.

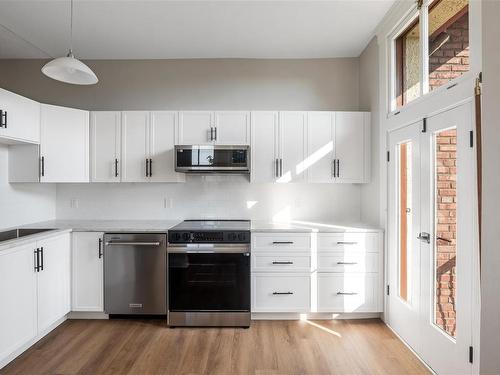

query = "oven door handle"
[168,246,250,254]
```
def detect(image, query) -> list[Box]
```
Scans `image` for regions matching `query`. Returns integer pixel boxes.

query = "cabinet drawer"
[317,233,380,252]
[252,254,311,272]
[317,252,378,273]
[317,273,379,312]
[252,233,311,252]
[252,274,310,312]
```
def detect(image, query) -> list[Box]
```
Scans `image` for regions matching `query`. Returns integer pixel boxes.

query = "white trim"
[251,312,381,321]
[67,311,109,320]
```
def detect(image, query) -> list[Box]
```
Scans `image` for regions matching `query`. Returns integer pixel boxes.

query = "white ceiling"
[0,1,395,60]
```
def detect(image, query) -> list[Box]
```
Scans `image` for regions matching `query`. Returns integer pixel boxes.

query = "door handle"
[114,158,119,178]
[279,158,283,177]
[40,247,44,271]
[210,127,214,141]
[149,158,152,177]
[146,158,150,177]
[0,110,6,128]
[34,248,40,272]
[418,232,431,244]
[105,241,161,246]
[332,159,336,178]
[214,127,217,141]
[98,238,103,258]
[275,158,279,178]
[40,156,45,177]
[336,159,340,178]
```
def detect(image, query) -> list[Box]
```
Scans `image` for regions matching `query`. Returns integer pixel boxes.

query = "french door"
[388,103,475,374]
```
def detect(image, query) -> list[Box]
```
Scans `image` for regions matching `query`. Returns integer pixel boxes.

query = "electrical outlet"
[70,198,79,209]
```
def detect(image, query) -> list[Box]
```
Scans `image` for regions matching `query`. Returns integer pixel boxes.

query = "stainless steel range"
[167,220,251,327]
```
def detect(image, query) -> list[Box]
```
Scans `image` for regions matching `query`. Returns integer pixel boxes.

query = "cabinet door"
[307,112,335,183]
[178,111,213,145]
[72,232,104,312]
[214,111,250,145]
[40,104,89,183]
[36,234,71,333]
[251,111,279,183]
[334,112,370,183]
[90,111,121,182]
[279,112,307,183]
[121,111,149,182]
[0,243,37,365]
[0,88,40,143]
[149,112,185,183]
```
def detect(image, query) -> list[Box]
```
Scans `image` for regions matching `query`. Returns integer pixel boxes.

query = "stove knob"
[182,232,191,242]
[238,232,246,241]
[228,232,237,241]
[172,232,181,241]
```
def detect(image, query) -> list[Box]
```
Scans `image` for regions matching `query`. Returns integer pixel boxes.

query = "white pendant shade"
[42,54,98,85]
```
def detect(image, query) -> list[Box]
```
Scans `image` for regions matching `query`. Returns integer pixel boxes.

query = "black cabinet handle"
[149,158,152,177]
[41,156,45,177]
[337,241,358,245]
[337,159,340,177]
[279,158,283,177]
[210,127,214,141]
[272,261,294,265]
[34,248,40,272]
[0,110,7,128]
[272,292,294,295]
[272,241,294,245]
[337,261,358,265]
[214,127,217,141]
[332,159,336,178]
[40,247,44,271]
[114,158,119,178]
[98,238,103,258]
[337,292,358,295]
[275,159,279,178]
[146,158,150,177]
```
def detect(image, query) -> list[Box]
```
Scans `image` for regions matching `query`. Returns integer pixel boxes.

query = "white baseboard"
[0,315,67,370]
[68,311,109,320]
[251,312,382,320]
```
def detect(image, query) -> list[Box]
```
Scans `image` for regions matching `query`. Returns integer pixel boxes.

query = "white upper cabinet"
[90,112,121,182]
[178,111,213,144]
[177,111,250,145]
[251,112,279,183]
[121,111,149,182]
[71,232,104,312]
[40,104,89,183]
[36,233,71,333]
[149,111,185,183]
[334,112,370,183]
[279,111,307,183]
[214,111,250,145]
[307,112,335,183]
[0,88,40,144]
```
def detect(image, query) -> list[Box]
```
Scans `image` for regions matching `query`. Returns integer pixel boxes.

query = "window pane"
[395,18,421,108]
[399,142,412,302]
[428,0,469,91]
[434,128,457,338]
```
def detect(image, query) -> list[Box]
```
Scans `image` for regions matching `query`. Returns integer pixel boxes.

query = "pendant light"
[41,0,98,85]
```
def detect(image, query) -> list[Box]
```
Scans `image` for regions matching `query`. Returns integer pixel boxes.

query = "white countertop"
[20,220,182,233]
[251,220,383,233]
[0,219,382,251]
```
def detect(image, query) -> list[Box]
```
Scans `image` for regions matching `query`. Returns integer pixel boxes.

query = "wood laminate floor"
[1,319,430,375]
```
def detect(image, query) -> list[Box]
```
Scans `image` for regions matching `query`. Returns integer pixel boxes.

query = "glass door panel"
[399,142,413,302]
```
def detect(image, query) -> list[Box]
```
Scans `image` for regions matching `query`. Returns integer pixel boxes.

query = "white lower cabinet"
[0,232,71,368]
[71,232,104,312]
[251,231,383,315]
[317,273,379,312]
[0,243,38,367]
[252,273,310,312]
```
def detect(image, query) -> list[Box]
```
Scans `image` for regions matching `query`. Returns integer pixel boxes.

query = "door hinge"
[387,151,390,162]
[386,285,390,296]
[469,346,474,364]
[422,118,427,133]
[469,130,474,148]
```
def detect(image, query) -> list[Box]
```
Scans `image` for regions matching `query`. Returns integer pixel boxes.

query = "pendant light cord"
[69,0,74,56]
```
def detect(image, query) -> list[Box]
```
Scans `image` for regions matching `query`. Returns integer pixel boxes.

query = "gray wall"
[359,37,380,226]
[480,1,500,373]
[0,58,359,111]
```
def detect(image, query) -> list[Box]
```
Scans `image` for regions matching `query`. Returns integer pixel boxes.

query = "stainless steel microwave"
[174,145,250,174]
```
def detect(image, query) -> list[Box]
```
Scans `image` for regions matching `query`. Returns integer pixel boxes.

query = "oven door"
[168,247,250,312]
[175,145,249,173]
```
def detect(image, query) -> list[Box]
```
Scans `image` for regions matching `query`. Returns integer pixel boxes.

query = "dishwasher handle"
[105,241,161,246]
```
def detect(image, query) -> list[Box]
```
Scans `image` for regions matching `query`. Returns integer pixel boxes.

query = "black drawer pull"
[114,158,119,177]
[337,292,358,296]
[336,262,358,265]
[98,238,103,258]
[337,241,358,245]
[0,110,7,128]
[272,261,294,265]
[273,292,294,295]
[40,247,44,271]
[272,241,294,245]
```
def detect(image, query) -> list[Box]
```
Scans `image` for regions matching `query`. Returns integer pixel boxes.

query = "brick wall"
[435,129,457,337]
[429,12,469,91]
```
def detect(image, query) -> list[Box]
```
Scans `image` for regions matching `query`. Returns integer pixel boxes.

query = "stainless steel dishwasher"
[104,233,167,315]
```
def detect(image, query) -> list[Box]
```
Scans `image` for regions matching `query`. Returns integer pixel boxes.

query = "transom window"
[392,0,470,110]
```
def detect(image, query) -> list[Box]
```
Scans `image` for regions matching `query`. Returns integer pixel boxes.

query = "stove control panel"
[168,230,250,244]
